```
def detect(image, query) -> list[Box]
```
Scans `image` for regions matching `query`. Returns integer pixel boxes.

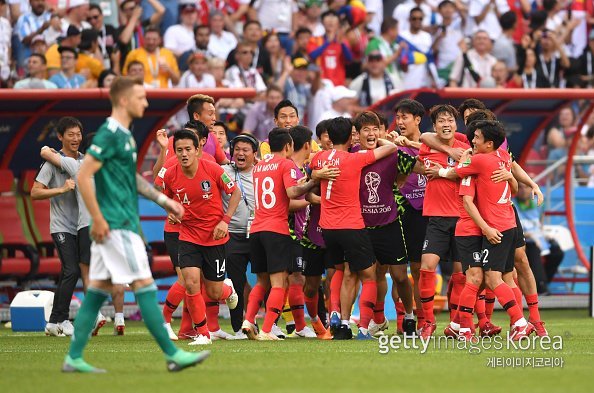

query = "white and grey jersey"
[221,164,255,234]
[59,156,91,230]
[35,153,83,235]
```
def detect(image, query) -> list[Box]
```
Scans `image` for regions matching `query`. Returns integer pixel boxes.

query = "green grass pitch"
[0,309,591,393]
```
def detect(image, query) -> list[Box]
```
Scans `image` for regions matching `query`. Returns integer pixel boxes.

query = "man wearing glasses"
[86,3,118,70]
[49,46,86,88]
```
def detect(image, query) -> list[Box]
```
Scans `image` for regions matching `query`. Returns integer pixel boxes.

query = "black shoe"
[403,318,416,337]
[286,323,296,335]
[333,325,353,340]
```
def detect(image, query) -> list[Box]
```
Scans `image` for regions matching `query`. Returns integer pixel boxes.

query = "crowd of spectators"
[2,0,594,133]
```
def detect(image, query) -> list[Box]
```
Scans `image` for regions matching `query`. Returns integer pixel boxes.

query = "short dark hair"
[119,0,135,10]
[295,27,312,38]
[56,116,83,136]
[465,109,497,141]
[468,120,505,150]
[315,119,330,139]
[458,99,486,118]
[109,76,142,106]
[184,120,209,140]
[274,99,299,119]
[174,129,199,149]
[213,121,229,135]
[353,111,380,132]
[380,18,398,34]
[268,128,293,153]
[321,10,338,22]
[410,7,424,17]
[394,99,425,117]
[327,117,353,145]
[30,53,47,64]
[499,11,517,30]
[89,4,102,13]
[98,69,116,88]
[438,0,455,10]
[243,20,261,31]
[195,24,210,35]
[186,94,215,119]
[144,25,161,36]
[429,104,458,124]
[289,125,313,152]
[375,111,389,128]
[230,133,259,153]
[542,0,557,12]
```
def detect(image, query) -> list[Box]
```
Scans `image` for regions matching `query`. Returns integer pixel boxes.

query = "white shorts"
[89,229,152,285]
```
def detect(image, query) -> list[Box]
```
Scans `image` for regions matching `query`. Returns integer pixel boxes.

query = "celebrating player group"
[62,77,548,373]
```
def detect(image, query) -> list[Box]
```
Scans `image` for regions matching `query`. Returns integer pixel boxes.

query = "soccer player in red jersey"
[310,117,398,339]
[241,128,317,340]
[160,129,241,345]
[445,120,535,340]
[416,105,468,339]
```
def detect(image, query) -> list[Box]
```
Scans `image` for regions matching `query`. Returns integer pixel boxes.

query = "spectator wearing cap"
[45,25,82,76]
[116,0,165,69]
[226,21,270,75]
[178,52,216,88]
[349,51,402,107]
[366,18,401,77]
[86,3,119,70]
[225,41,267,95]
[76,28,104,86]
[49,46,87,88]
[61,0,92,35]
[281,56,320,123]
[468,0,509,40]
[14,53,58,88]
[491,11,518,73]
[31,34,48,55]
[320,85,357,120]
[243,85,284,142]
[123,25,180,87]
[307,10,353,87]
[449,30,497,87]
[14,0,52,69]
[393,0,440,33]
[208,10,237,60]
[252,0,296,54]
[577,30,594,88]
[431,0,464,84]
[164,2,197,58]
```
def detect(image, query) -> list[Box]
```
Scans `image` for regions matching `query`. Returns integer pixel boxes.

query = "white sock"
[359,327,368,335]
[115,312,124,321]
[341,319,350,326]
[513,317,528,328]
[459,327,471,333]
[450,321,460,331]
[405,312,415,320]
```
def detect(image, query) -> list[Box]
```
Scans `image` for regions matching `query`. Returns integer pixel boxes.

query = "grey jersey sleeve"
[60,156,80,179]
[35,162,54,187]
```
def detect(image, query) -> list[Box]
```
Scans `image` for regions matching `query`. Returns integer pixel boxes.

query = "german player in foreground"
[242,129,317,340]
[311,117,398,339]
[63,77,210,373]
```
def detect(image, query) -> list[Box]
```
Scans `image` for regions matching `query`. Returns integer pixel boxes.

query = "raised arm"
[147,0,165,26]
[510,161,544,205]
[152,129,169,180]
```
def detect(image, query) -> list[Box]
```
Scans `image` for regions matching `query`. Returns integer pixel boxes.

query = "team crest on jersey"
[473,252,481,263]
[417,175,427,187]
[447,156,456,167]
[201,180,211,192]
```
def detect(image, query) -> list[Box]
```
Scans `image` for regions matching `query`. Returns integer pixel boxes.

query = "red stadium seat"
[151,255,175,278]
[19,169,38,194]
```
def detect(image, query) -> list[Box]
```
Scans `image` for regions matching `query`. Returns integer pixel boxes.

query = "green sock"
[135,284,179,357]
[68,287,108,360]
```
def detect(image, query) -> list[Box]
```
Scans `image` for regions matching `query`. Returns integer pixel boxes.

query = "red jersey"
[156,153,215,233]
[250,154,298,235]
[419,139,469,217]
[166,133,227,164]
[161,159,237,246]
[456,175,481,237]
[307,36,349,87]
[455,150,516,232]
[310,149,376,229]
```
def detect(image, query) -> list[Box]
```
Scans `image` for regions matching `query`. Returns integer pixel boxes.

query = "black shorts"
[164,231,180,268]
[302,247,332,276]
[290,239,304,273]
[481,229,517,273]
[77,227,91,265]
[178,240,227,281]
[513,205,526,248]
[456,236,483,271]
[422,217,460,262]
[250,231,295,274]
[400,205,428,263]
[321,229,375,273]
[368,219,408,265]
[225,232,250,256]
[52,232,79,267]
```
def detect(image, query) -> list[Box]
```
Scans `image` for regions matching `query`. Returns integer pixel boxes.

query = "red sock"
[263,287,285,333]
[288,284,306,331]
[178,300,193,335]
[305,293,319,320]
[396,301,405,332]
[163,281,186,323]
[419,269,436,324]
[492,283,523,325]
[201,287,221,332]
[475,290,488,328]
[330,270,344,313]
[185,292,209,337]
[458,282,479,330]
[449,272,465,322]
[485,289,495,320]
[359,280,377,329]
[373,301,385,324]
[245,284,266,324]
[512,286,523,311]
[525,293,541,322]
[416,302,425,329]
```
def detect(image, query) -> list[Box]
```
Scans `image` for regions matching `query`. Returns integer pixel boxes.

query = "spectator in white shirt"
[393,0,440,33]
[224,41,267,95]
[349,51,402,107]
[14,53,58,88]
[449,30,497,87]
[178,52,216,89]
[252,0,296,53]
[208,10,237,60]
[468,0,509,40]
[365,0,384,37]
[164,2,197,58]
[432,0,464,84]
[399,7,436,89]
[491,11,517,73]
[61,0,92,35]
